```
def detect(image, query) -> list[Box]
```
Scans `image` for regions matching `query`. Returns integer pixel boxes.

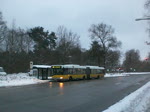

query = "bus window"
[68,68,73,74]
[97,69,100,74]
[73,68,80,74]
[63,68,68,75]
[77,68,81,74]
[81,69,85,74]
[72,68,74,74]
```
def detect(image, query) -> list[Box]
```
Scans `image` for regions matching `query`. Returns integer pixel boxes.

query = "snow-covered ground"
[105,73,129,77]
[104,72,150,112]
[0,72,149,87]
[0,73,48,87]
[105,72,150,77]
[103,81,150,112]
[0,72,130,87]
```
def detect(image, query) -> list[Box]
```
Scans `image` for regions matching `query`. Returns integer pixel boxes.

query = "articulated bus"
[31,64,105,81]
[50,64,105,81]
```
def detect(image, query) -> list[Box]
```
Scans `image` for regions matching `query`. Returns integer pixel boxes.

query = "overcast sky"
[0,0,149,59]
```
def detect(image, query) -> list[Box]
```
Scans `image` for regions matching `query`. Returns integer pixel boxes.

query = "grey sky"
[0,0,149,59]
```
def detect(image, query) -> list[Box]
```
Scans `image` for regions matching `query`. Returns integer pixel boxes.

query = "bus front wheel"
[82,76,85,80]
[69,76,73,81]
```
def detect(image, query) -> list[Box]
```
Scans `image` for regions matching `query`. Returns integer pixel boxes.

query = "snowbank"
[105,73,129,77]
[0,73,48,87]
[123,72,150,75]
[103,81,150,112]
[105,72,150,77]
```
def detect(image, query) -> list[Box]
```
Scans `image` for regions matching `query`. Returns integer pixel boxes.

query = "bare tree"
[88,41,104,66]
[24,31,33,53]
[106,50,121,71]
[16,28,34,53]
[4,26,33,53]
[145,0,150,11]
[89,23,121,68]
[56,26,81,64]
[57,26,80,48]
[5,20,18,53]
[0,12,7,51]
[123,49,141,72]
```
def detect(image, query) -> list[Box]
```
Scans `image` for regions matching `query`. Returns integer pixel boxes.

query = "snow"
[105,72,150,77]
[0,72,7,75]
[33,65,51,68]
[104,72,150,112]
[124,72,150,75]
[0,73,48,87]
[103,81,150,112]
[105,73,129,77]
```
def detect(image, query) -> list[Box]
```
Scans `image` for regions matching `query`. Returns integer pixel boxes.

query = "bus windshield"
[52,68,64,75]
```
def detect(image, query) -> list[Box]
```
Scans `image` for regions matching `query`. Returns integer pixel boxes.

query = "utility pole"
[135,17,150,21]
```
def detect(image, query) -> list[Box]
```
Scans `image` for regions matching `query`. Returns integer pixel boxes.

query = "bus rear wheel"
[97,75,100,79]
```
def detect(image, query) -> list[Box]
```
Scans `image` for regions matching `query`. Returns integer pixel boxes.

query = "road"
[0,74,150,112]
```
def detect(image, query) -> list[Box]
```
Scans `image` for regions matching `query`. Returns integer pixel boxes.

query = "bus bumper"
[51,77,69,81]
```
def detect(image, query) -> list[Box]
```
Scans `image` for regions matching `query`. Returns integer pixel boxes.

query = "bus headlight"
[60,77,63,79]
[48,77,52,79]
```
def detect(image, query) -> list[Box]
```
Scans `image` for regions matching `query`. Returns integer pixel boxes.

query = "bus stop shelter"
[32,65,51,80]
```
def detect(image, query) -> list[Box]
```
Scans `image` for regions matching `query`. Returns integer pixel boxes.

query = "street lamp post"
[135,17,150,45]
[135,16,150,61]
[135,17,150,21]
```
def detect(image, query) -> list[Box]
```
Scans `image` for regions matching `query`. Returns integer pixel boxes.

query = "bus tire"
[101,75,104,79]
[69,76,73,81]
[82,76,85,80]
[97,75,100,79]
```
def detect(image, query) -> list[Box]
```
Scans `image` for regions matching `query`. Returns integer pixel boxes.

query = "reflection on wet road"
[0,74,150,112]
[59,82,64,89]
[59,82,64,95]
[49,82,53,88]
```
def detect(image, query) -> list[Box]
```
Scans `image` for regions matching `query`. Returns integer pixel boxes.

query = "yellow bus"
[50,64,105,81]
[86,66,105,79]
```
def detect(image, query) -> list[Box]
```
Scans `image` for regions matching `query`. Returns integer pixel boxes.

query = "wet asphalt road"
[0,74,150,112]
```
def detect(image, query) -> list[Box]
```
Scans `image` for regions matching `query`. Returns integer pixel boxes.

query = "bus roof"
[85,66,105,69]
[33,65,51,69]
[51,65,104,69]
[52,64,86,69]
[63,64,86,69]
